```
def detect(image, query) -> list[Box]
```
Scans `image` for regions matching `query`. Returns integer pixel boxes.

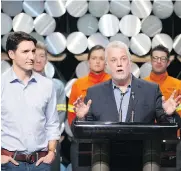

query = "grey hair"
[36,41,47,57]
[105,41,131,61]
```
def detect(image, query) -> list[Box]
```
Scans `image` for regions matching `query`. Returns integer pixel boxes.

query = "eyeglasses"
[151,56,168,62]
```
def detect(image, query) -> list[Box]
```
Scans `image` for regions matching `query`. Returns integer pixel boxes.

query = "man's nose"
[96,59,100,64]
[157,58,161,63]
[35,56,41,62]
[29,52,35,60]
[117,59,122,66]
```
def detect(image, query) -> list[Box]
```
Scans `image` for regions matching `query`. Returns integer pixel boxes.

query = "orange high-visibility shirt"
[68,72,110,125]
[144,72,181,116]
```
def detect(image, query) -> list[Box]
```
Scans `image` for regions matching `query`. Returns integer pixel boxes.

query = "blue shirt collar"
[112,74,132,89]
[9,68,37,84]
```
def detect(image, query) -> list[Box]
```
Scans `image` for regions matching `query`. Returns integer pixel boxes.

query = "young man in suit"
[73,41,181,171]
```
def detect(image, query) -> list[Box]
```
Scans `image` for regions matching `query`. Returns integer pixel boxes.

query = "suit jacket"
[84,76,180,124]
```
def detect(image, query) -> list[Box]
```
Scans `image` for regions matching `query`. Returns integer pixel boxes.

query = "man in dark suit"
[83,76,179,123]
[75,41,180,123]
[74,41,181,171]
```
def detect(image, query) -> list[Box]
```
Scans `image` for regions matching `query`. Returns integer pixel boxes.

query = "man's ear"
[8,50,15,60]
[105,62,110,73]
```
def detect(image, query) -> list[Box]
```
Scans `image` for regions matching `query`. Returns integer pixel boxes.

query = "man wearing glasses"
[144,44,181,171]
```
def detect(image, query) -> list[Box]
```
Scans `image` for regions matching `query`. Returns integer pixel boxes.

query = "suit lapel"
[126,76,140,122]
[103,80,119,121]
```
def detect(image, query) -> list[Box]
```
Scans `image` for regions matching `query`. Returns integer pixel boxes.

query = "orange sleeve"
[68,82,79,126]
[143,76,150,81]
[105,74,111,81]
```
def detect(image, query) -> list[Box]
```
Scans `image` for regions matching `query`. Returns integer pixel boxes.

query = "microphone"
[119,92,125,122]
[131,92,135,100]
[131,92,135,122]
[121,92,125,97]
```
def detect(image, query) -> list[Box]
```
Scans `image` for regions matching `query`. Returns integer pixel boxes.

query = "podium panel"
[73,121,178,141]
[73,121,178,171]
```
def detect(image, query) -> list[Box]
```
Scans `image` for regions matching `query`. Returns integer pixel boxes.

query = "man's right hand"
[1,155,19,165]
[73,96,92,119]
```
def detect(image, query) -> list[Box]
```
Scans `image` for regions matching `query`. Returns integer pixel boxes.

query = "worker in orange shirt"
[144,45,181,115]
[68,45,110,126]
[144,44,181,171]
[68,45,110,171]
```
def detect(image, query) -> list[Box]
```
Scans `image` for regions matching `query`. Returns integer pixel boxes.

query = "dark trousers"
[177,140,181,171]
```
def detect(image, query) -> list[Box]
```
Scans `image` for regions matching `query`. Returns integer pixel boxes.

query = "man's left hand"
[162,90,181,115]
[35,151,55,166]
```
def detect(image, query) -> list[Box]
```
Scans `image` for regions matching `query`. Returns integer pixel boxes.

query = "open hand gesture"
[162,90,181,115]
[73,96,92,119]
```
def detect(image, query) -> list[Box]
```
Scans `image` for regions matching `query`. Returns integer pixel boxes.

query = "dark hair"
[151,45,170,58]
[6,31,37,52]
[88,45,105,60]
